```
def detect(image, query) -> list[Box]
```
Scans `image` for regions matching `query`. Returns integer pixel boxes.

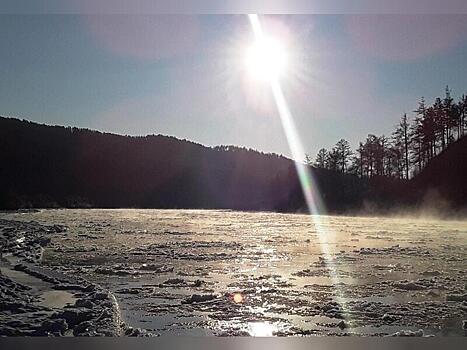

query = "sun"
[245,36,288,82]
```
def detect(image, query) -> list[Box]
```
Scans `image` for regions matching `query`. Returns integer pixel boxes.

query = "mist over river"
[2,209,466,336]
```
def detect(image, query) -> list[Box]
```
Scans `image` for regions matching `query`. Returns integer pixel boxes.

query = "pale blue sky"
[1,15,467,159]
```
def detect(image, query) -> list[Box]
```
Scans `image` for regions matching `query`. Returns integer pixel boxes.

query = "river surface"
[2,209,466,336]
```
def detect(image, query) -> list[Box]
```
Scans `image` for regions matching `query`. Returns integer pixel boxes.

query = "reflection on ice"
[248,321,277,336]
[3,209,466,336]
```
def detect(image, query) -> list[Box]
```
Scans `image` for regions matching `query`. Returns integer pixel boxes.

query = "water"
[3,209,466,336]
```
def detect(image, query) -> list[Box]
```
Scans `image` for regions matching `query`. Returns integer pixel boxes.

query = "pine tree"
[326,149,340,172]
[334,139,353,172]
[304,154,313,166]
[443,85,457,144]
[392,113,410,179]
[314,148,328,169]
[459,94,467,137]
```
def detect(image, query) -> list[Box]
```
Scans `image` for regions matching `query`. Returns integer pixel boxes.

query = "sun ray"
[247,13,353,330]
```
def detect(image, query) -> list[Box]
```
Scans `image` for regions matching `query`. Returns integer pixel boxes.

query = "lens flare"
[232,292,244,303]
[247,14,353,329]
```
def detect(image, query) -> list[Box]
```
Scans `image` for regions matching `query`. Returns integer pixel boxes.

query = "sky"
[1,14,467,160]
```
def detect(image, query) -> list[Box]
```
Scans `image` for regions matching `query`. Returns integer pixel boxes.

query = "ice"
[1,209,466,336]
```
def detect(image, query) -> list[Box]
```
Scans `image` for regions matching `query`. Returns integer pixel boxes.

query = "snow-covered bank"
[0,218,124,336]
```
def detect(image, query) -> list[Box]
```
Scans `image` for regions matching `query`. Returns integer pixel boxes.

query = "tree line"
[306,86,467,180]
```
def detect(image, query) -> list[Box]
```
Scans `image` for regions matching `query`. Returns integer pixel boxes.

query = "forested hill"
[0,116,465,213]
[0,116,367,211]
[285,134,467,215]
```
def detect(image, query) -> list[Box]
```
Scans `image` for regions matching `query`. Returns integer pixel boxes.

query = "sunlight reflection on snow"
[247,322,277,337]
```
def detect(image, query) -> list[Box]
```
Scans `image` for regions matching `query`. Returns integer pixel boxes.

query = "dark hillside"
[0,116,365,211]
[1,117,464,214]
[0,117,293,210]
[411,136,467,208]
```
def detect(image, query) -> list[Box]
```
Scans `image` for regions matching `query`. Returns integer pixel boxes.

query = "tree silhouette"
[332,87,466,180]
[443,86,456,145]
[326,149,340,172]
[314,148,328,169]
[459,94,467,137]
[392,113,410,179]
[334,139,352,172]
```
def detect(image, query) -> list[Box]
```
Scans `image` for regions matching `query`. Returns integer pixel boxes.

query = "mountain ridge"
[1,116,465,215]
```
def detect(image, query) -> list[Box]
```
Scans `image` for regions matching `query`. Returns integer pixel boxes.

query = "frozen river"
[3,209,466,336]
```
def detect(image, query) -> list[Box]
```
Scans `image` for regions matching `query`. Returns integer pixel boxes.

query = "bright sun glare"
[245,36,287,82]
